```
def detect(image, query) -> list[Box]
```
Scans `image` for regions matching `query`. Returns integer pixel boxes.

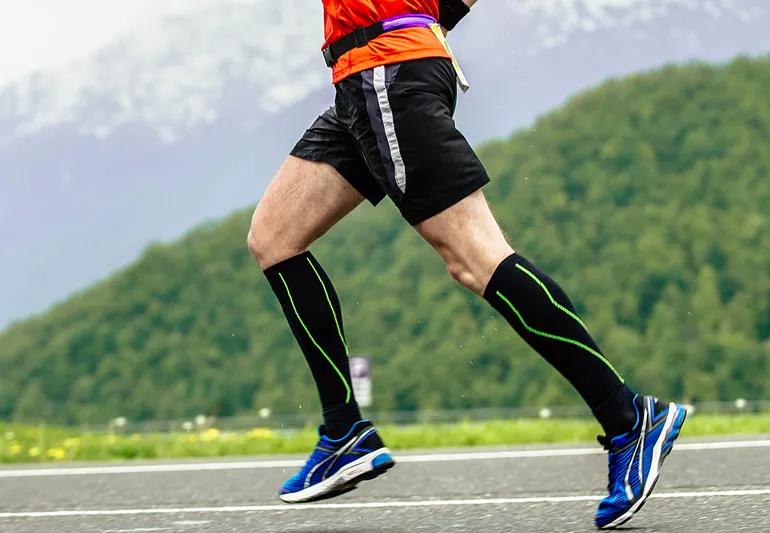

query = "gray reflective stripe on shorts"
[361,64,406,195]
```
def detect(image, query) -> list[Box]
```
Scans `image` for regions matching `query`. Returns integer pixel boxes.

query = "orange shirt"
[322,0,451,84]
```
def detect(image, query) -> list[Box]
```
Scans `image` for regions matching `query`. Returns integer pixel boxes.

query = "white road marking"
[0,439,768,479]
[1,489,769,519]
[677,439,770,451]
[102,529,171,532]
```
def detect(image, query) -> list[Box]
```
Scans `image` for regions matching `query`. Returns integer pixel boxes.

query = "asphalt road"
[1,437,769,533]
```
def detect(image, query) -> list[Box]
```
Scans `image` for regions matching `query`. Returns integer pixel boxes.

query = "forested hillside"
[2,57,769,424]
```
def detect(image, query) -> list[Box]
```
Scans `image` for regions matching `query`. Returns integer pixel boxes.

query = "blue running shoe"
[595,395,687,529]
[279,420,395,503]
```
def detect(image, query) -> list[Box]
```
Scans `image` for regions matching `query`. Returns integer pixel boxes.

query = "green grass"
[1,413,768,464]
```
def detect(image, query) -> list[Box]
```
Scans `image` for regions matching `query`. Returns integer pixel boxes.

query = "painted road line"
[102,529,172,533]
[1,439,769,479]
[1,489,769,519]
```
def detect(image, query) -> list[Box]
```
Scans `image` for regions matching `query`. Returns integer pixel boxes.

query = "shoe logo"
[304,427,375,488]
[322,427,376,479]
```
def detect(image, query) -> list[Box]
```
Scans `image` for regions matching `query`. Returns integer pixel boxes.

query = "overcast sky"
[0,0,223,86]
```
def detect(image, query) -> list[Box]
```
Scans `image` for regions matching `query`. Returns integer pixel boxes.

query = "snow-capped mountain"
[1,0,325,146]
[1,0,769,328]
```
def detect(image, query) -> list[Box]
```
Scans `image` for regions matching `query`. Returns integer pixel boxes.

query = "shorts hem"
[289,147,386,206]
[402,176,491,226]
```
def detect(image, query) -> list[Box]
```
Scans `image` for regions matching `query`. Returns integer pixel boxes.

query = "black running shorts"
[290,58,490,225]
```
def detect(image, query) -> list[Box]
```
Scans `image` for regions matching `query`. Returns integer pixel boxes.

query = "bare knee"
[435,244,488,295]
[246,157,364,270]
[415,190,514,296]
[246,211,306,270]
[445,258,486,295]
[245,219,273,269]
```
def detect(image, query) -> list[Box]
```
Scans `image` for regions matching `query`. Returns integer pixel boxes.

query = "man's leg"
[414,189,637,436]
[416,189,688,528]
[248,155,365,438]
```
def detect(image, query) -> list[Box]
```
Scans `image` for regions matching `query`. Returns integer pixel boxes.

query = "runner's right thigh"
[248,156,364,270]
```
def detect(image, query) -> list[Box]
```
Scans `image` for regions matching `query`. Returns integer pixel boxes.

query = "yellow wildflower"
[9,443,21,455]
[246,428,275,440]
[200,428,221,442]
[62,438,80,449]
[28,447,40,457]
[47,448,67,460]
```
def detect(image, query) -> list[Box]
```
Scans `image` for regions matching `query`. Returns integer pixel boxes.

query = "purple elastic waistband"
[382,13,437,32]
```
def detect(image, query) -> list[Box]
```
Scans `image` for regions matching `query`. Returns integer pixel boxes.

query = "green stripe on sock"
[515,263,588,331]
[279,273,352,403]
[306,257,349,355]
[496,290,625,383]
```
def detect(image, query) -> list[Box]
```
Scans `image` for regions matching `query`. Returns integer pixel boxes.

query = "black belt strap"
[322,22,385,67]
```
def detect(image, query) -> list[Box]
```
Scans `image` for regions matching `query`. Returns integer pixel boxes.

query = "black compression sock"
[484,253,637,436]
[264,252,361,435]
[593,387,640,437]
[323,402,363,440]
